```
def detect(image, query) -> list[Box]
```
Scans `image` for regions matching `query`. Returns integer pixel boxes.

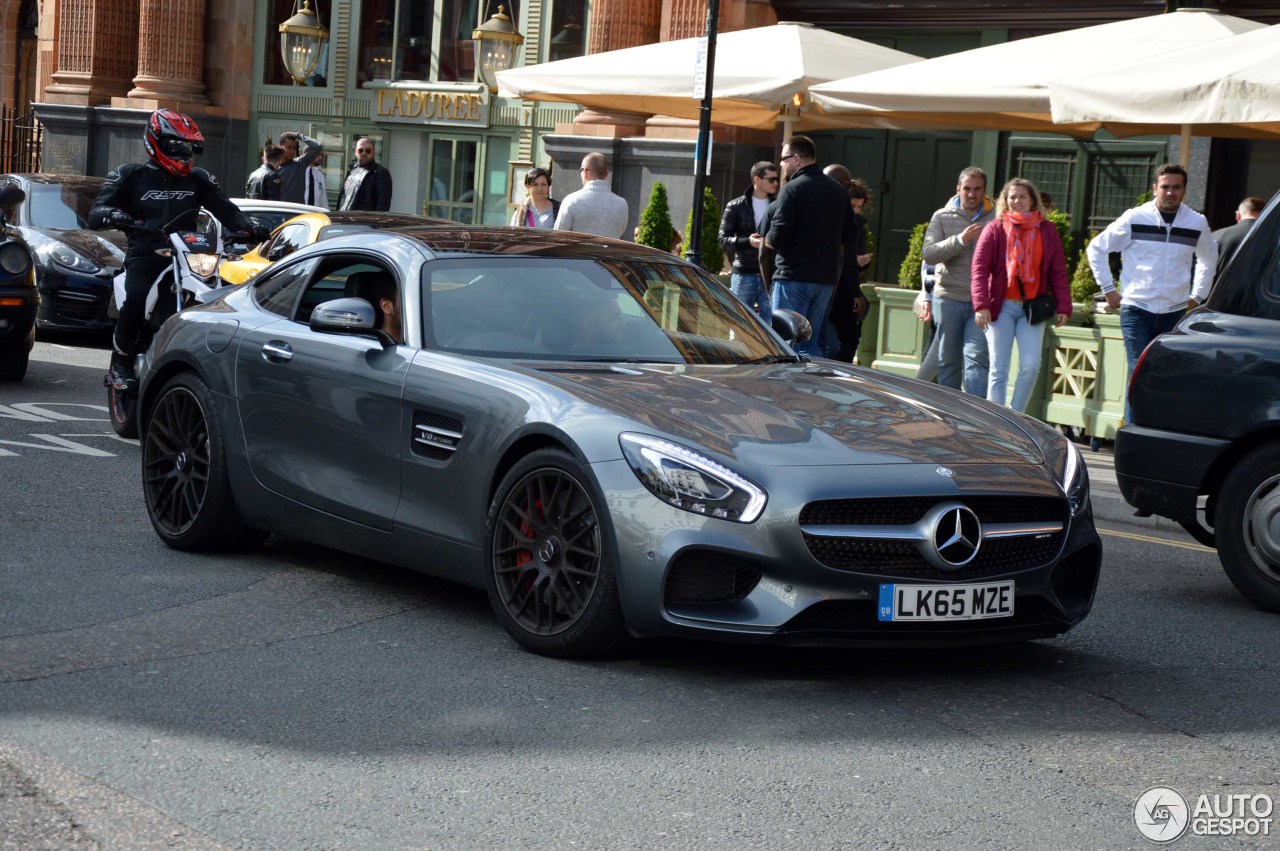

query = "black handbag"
[1020,279,1056,325]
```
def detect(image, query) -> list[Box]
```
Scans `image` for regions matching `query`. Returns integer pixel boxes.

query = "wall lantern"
[473,5,525,92]
[279,0,330,86]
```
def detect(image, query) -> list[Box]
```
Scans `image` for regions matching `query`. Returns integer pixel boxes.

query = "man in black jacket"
[1213,196,1263,284]
[89,109,260,387]
[337,137,394,212]
[717,161,777,322]
[765,135,856,357]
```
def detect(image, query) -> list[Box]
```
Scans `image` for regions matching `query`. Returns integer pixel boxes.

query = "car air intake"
[665,550,762,605]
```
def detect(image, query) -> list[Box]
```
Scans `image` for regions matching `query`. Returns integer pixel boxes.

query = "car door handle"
[261,341,293,362]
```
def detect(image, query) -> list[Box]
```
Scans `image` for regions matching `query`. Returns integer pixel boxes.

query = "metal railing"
[0,105,42,173]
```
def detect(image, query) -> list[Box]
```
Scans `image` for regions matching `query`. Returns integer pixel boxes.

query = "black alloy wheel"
[142,373,263,552]
[485,448,629,657]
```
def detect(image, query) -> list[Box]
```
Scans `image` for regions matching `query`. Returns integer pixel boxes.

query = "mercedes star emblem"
[929,504,982,568]
[935,466,955,478]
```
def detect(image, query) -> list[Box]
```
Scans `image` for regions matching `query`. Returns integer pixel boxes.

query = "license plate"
[877,581,1015,622]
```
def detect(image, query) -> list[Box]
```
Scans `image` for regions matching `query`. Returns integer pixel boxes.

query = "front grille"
[54,291,110,322]
[802,534,1062,579]
[801,494,1068,578]
[665,550,761,605]
[800,495,1068,526]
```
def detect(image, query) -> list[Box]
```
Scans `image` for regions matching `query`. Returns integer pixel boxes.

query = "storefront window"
[263,0,331,86]
[358,0,495,85]
[548,0,586,63]
[428,138,478,223]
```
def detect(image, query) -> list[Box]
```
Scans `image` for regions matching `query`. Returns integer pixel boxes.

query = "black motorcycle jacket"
[717,189,771,275]
[89,162,250,261]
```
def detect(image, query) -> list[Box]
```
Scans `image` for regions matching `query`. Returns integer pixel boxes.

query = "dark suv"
[1115,190,1280,612]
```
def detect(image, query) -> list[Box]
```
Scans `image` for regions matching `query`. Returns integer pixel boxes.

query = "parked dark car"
[0,173,125,333]
[0,184,35,380]
[135,225,1101,657]
[1115,190,1280,612]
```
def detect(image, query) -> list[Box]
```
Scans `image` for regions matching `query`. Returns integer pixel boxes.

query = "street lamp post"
[685,0,721,269]
[473,5,525,92]
[278,0,330,86]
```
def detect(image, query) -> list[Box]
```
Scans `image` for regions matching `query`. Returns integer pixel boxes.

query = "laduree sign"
[373,85,490,128]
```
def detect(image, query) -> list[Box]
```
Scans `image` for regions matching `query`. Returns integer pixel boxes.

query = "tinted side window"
[1214,204,1280,320]
[252,258,318,318]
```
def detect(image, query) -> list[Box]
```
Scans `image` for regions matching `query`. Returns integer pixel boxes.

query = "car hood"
[27,227,124,268]
[528,362,1042,468]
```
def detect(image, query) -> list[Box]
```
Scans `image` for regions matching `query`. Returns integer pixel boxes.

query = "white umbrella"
[1050,23,1280,147]
[496,22,921,133]
[808,9,1265,137]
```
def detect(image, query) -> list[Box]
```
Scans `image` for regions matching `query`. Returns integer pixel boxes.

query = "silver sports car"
[137,226,1101,657]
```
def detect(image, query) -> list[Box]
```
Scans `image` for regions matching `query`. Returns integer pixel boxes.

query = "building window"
[548,0,586,63]
[263,0,331,86]
[358,0,497,85]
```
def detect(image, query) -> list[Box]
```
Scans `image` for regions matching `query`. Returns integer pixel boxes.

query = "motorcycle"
[105,215,247,438]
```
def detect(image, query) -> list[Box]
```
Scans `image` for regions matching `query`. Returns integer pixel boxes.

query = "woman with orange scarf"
[970,177,1071,412]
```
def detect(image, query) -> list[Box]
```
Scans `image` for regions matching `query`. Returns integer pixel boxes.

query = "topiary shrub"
[897,222,928,288]
[861,225,876,281]
[684,186,724,271]
[1046,209,1074,270]
[636,182,675,252]
[1070,247,1099,304]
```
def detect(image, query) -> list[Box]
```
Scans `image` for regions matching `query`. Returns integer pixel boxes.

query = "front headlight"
[0,241,32,276]
[620,432,767,523]
[39,241,100,274]
[187,253,219,278]
[1058,438,1088,516]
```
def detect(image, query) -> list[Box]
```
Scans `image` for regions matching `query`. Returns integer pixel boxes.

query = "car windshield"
[28,183,100,229]
[425,257,790,364]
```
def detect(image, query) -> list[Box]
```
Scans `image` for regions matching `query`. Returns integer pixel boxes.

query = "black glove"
[108,209,134,228]
[249,224,272,243]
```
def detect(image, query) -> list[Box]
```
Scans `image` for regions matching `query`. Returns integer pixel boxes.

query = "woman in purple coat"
[970,177,1071,412]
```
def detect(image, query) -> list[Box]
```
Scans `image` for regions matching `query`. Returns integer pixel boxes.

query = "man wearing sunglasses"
[717,160,778,322]
[90,109,262,387]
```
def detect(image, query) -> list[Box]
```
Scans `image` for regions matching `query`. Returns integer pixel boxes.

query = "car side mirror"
[309,297,395,347]
[771,308,812,346]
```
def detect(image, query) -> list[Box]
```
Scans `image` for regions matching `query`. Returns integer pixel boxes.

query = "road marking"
[0,434,117,457]
[1098,527,1214,553]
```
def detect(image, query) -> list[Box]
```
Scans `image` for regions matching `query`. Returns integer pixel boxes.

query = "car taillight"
[1128,340,1155,401]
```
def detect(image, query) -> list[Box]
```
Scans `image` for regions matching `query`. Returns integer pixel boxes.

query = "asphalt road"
[2,341,1278,850]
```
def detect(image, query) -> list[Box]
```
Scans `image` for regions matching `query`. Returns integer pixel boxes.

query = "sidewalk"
[1078,441,1186,533]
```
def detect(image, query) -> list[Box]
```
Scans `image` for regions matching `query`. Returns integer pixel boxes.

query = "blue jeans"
[933,295,989,397]
[985,301,1047,413]
[773,279,834,358]
[730,272,772,324]
[1119,304,1184,422]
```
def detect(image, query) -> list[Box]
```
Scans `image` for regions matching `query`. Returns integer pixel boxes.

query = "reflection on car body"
[136,226,1102,657]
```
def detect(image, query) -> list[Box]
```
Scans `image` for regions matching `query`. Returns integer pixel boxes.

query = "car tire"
[1216,443,1280,613]
[484,448,631,657]
[142,372,265,552]
[108,381,139,438]
[0,348,28,381]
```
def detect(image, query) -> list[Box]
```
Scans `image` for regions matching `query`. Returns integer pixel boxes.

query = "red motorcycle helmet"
[143,109,205,177]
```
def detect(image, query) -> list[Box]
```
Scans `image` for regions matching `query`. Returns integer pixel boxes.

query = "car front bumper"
[595,459,1102,647]
[35,266,116,331]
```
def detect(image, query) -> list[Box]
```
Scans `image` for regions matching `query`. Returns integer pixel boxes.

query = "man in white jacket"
[1087,163,1217,420]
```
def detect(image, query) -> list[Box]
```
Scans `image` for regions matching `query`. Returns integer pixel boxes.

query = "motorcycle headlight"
[40,241,100,274]
[187,253,219,278]
[620,433,766,523]
[0,241,31,276]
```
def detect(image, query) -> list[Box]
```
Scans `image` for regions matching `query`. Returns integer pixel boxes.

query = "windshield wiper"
[741,354,803,365]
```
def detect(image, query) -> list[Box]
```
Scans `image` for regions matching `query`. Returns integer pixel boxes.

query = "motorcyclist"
[89,109,267,387]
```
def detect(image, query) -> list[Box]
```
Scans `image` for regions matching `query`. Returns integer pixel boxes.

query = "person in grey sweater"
[921,166,995,397]
[554,152,629,238]
[276,131,323,205]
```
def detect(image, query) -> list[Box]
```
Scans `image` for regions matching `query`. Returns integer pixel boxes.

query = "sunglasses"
[779,153,798,162]
[762,176,779,183]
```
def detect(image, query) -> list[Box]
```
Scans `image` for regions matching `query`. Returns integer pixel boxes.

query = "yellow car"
[218,210,451,285]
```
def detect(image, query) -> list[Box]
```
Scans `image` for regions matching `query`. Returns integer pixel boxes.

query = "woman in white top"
[510,167,560,228]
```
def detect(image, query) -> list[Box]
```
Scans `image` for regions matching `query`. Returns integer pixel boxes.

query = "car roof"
[327,225,682,262]
[322,211,452,227]
[229,198,326,214]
